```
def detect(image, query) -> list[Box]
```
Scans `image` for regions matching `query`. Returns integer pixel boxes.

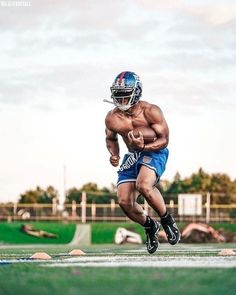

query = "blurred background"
[0,1,235,229]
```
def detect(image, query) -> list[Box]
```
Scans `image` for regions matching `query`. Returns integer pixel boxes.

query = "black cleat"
[161,213,181,245]
[145,220,160,254]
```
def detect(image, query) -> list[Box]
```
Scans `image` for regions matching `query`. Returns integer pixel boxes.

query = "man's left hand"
[127,130,145,150]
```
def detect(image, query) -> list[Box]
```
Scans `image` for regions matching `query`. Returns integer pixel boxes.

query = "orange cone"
[68,249,86,256]
[30,252,52,260]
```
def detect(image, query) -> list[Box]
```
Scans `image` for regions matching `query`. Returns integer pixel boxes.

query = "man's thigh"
[136,165,158,187]
[117,182,139,204]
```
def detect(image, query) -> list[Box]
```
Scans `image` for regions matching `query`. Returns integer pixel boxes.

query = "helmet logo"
[119,78,125,87]
[114,78,125,87]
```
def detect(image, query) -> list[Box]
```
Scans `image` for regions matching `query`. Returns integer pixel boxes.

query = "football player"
[105,71,180,254]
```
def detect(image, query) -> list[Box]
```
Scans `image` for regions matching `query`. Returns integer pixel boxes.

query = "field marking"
[1,244,236,268]
[43,255,236,268]
[5,254,235,269]
[2,256,236,268]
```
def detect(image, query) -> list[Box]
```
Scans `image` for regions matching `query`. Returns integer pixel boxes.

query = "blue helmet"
[110,71,142,111]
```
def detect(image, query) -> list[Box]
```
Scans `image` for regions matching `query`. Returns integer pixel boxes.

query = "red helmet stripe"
[119,71,126,83]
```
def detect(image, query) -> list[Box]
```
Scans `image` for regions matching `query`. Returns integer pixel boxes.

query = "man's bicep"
[152,123,168,139]
[105,127,118,141]
[149,106,169,138]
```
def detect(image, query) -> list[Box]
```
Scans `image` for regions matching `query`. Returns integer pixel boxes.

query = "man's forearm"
[143,136,168,152]
[106,138,120,156]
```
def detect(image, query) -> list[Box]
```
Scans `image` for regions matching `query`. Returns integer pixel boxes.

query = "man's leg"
[117,181,160,254]
[136,165,181,245]
[136,166,166,216]
[117,182,146,225]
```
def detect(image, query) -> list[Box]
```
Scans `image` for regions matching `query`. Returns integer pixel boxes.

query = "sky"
[0,0,236,203]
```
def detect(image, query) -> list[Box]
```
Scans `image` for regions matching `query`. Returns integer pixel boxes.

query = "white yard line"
[1,244,236,268]
[42,255,236,268]
[2,255,236,268]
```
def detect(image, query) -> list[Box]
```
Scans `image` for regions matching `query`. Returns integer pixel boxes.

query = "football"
[132,126,157,144]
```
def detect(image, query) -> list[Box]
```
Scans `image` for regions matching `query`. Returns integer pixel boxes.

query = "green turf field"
[0,222,76,244]
[1,222,236,294]
[0,244,236,295]
[1,222,236,244]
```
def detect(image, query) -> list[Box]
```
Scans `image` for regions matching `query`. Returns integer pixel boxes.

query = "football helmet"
[110,71,142,111]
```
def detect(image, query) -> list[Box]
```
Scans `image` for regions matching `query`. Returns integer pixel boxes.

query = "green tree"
[65,187,81,203]
[166,171,186,194]
[166,168,236,204]
[210,173,235,204]
[185,168,211,193]
[19,186,58,204]
[65,182,117,204]
[80,182,98,192]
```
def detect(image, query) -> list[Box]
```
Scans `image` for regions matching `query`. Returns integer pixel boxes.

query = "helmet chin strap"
[117,104,132,111]
[103,98,136,112]
[103,99,115,105]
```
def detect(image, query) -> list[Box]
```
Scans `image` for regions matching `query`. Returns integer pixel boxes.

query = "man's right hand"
[110,155,120,167]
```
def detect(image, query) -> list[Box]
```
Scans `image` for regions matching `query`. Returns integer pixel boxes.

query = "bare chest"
[112,112,150,137]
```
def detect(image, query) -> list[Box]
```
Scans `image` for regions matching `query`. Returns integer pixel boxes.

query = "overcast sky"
[0,0,236,203]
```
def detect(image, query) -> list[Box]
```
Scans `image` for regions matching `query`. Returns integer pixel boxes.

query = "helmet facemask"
[111,88,135,111]
[110,81,142,112]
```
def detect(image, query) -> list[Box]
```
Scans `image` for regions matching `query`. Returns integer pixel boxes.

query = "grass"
[1,265,236,295]
[0,221,236,244]
[212,223,236,232]
[91,222,146,243]
[91,222,236,244]
[0,222,76,244]
[0,244,236,295]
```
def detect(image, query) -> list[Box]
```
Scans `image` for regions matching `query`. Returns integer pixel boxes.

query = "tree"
[80,182,98,192]
[210,173,235,204]
[19,186,59,204]
[186,168,211,193]
[166,168,236,204]
[166,172,186,194]
[65,187,81,203]
[65,182,117,204]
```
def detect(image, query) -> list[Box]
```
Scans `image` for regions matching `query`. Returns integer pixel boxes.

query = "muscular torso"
[105,101,169,152]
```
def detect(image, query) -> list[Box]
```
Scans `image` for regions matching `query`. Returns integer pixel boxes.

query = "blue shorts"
[117,148,169,186]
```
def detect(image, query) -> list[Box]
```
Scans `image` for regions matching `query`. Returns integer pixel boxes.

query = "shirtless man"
[105,71,180,254]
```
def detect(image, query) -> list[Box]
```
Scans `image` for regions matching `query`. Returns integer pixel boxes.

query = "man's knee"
[117,192,134,210]
[136,180,153,197]
[118,197,133,209]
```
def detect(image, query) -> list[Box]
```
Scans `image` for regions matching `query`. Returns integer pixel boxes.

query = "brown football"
[132,126,157,144]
